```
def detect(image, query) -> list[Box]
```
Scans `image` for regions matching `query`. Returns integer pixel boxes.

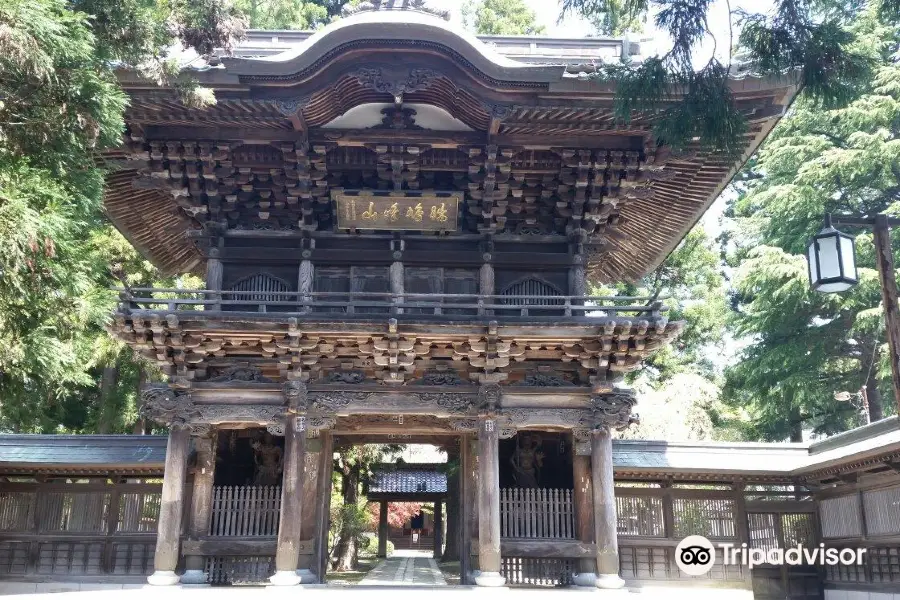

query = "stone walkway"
[358,556,447,586]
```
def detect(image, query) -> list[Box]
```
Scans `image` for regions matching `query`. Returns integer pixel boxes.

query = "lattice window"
[863,485,900,536]
[820,495,862,538]
[37,492,109,533]
[500,277,563,306]
[672,497,735,538]
[227,273,290,304]
[0,492,33,532]
[206,556,275,585]
[501,557,574,587]
[616,495,664,536]
[749,513,779,552]
[782,512,815,547]
[117,492,161,533]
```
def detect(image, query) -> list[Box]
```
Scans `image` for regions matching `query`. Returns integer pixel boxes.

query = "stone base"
[474,571,506,587]
[179,569,209,585]
[295,568,317,584]
[269,570,302,586]
[147,570,180,586]
[572,572,598,587]
[596,573,626,589]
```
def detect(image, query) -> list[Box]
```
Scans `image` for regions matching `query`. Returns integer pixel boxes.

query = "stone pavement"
[358,556,447,586]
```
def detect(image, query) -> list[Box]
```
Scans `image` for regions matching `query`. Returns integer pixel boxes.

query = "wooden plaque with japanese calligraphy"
[332,190,461,232]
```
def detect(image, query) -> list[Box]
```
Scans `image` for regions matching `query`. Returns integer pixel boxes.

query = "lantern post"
[808,213,900,414]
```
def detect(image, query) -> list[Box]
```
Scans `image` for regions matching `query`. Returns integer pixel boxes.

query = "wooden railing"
[209,486,280,537]
[500,488,574,539]
[114,288,667,321]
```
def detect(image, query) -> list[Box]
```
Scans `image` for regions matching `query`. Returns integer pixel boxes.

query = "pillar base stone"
[475,571,506,587]
[147,570,180,586]
[596,573,626,589]
[269,570,302,586]
[180,570,208,585]
[572,572,598,587]
[295,569,317,584]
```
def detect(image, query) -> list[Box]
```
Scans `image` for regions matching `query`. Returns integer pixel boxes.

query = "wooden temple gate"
[87,0,797,590]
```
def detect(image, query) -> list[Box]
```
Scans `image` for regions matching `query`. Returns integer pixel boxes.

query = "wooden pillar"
[475,419,504,586]
[147,425,190,586]
[298,259,314,313]
[297,434,322,582]
[378,500,389,558]
[479,263,494,316]
[206,249,223,310]
[182,430,218,584]
[271,416,308,586]
[874,214,900,414]
[591,426,624,589]
[313,431,334,583]
[390,261,404,314]
[571,433,596,586]
[433,500,443,559]
[460,434,474,583]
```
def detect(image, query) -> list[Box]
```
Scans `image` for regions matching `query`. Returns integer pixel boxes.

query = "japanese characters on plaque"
[332,190,461,232]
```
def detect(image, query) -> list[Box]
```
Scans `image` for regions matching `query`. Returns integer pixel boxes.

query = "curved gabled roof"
[221,10,564,83]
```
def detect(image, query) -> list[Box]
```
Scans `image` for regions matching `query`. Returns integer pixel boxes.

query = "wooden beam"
[377,500,388,558]
[501,539,597,559]
[182,538,285,556]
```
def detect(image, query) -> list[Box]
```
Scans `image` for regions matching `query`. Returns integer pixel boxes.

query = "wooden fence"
[0,480,161,578]
[209,486,280,537]
[500,488,574,539]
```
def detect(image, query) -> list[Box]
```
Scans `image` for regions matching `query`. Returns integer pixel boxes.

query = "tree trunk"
[332,465,360,572]
[132,366,147,434]
[97,366,119,433]
[442,456,459,562]
[866,369,884,423]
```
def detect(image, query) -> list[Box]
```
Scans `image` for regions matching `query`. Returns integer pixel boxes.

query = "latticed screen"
[820,495,862,538]
[616,495,664,536]
[37,492,109,533]
[0,492,33,532]
[117,492,162,533]
[863,485,900,536]
[672,497,735,538]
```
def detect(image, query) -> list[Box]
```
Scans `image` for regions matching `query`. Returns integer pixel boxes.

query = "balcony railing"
[114,289,667,321]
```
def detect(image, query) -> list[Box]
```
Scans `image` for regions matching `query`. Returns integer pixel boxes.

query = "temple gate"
[98,2,798,589]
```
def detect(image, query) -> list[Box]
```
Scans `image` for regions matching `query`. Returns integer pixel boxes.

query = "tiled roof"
[0,435,167,470]
[369,464,447,494]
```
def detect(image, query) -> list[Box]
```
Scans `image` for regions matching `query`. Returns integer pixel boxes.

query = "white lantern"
[807,216,858,293]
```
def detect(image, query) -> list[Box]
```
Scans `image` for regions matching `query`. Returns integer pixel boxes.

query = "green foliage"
[0,0,242,432]
[462,0,546,35]
[722,7,900,440]
[234,0,333,29]
[584,0,645,35]
[561,0,900,152]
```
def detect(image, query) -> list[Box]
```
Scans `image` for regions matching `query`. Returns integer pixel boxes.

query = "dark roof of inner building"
[369,463,448,494]
[0,434,167,472]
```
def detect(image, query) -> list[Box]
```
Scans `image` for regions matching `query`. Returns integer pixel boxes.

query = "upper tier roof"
[107,9,798,282]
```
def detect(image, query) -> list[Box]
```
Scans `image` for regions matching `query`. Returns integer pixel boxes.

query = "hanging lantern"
[807,215,858,293]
